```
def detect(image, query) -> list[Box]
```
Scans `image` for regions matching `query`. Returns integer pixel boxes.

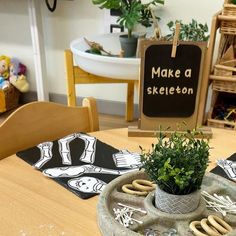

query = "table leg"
[126,81,135,122]
[65,50,76,106]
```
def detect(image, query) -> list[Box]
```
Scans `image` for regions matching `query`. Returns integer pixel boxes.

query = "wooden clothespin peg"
[171,23,180,58]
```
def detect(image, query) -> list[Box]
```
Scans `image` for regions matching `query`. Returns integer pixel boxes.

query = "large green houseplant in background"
[140,128,210,214]
[92,0,164,57]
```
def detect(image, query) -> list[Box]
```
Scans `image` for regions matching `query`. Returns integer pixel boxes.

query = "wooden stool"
[64,49,137,122]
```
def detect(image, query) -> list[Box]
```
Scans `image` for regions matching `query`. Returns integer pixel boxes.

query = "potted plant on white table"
[92,0,164,57]
[140,128,210,214]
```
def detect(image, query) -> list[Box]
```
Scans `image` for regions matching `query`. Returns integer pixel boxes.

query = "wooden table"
[0,128,235,236]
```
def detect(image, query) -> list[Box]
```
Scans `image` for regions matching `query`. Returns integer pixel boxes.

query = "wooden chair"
[0,97,99,160]
[64,49,136,122]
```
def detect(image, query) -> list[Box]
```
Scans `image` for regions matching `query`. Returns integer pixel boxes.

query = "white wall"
[156,0,223,36]
[0,0,224,104]
[0,0,36,89]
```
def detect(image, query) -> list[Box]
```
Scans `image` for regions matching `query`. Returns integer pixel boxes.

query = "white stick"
[117,203,147,214]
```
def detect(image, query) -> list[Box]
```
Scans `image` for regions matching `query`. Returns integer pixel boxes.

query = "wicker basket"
[213,61,236,93]
[223,0,236,16]
[221,0,236,34]
[0,85,20,113]
[214,62,236,76]
[221,20,236,35]
[212,80,236,93]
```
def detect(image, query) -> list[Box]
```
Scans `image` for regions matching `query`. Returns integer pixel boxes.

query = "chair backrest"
[0,97,99,159]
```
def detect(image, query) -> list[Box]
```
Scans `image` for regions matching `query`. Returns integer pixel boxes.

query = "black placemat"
[17,133,139,199]
[210,152,236,182]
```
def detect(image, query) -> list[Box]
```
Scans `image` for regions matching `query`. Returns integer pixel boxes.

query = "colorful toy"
[9,58,29,93]
[10,58,26,76]
[0,55,11,90]
[225,107,236,122]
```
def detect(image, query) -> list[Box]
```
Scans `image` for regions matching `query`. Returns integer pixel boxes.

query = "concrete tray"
[97,171,236,236]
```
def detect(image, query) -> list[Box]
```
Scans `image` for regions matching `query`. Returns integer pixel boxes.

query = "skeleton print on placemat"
[113,150,141,168]
[58,133,77,165]
[58,133,96,165]
[34,142,53,169]
[211,153,236,183]
[43,164,138,178]
[68,177,106,194]
[217,160,236,181]
[16,133,140,199]
[77,133,97,164]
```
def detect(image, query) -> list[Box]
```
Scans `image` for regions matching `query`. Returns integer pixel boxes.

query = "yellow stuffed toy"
[0,55,11,90]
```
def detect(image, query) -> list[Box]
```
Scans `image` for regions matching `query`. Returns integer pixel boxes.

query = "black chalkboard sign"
[143,44,202,117]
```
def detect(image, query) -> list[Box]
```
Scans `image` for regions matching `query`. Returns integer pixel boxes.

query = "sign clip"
[171,23,180,58]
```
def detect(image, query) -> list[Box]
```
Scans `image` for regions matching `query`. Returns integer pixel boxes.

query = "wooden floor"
[99,113,138,130]
[0,108,138,130]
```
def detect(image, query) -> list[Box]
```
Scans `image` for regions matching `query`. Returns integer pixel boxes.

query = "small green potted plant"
[92,0,164,57]
[140,128,210,214]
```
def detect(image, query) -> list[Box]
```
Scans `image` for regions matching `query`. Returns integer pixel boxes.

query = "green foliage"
[92,0,164,38]
[85,48,102,55]
[165,19,209,41]
[92,0,120,9]
[118,1,142,38]
[140,128,210,195]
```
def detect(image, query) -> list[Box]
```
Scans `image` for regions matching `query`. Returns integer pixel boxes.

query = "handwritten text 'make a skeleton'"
[151,67,192,79]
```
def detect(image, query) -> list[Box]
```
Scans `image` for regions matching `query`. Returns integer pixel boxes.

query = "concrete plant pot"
[155,186,201,214]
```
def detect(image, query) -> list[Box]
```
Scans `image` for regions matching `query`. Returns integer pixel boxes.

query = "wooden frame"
[128,39,211,137]
[64,49,136,122]
[0,97,99,159]
[198,11,222,125]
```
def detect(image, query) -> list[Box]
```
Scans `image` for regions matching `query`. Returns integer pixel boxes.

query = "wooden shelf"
[209,75,236,82]
[206,11,236,130]
[218,14,236,21]
[207,118,236,130]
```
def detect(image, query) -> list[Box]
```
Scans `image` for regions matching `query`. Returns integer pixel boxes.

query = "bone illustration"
[43,164,138,178]
[34,142,53,169]
[68,176,106,193]
[77,133,97,164]
[58,133,77,165]
[112,149,142,168]
[217,160,236,181]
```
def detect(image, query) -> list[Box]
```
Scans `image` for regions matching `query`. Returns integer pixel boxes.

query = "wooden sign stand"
[128,26,212,138]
